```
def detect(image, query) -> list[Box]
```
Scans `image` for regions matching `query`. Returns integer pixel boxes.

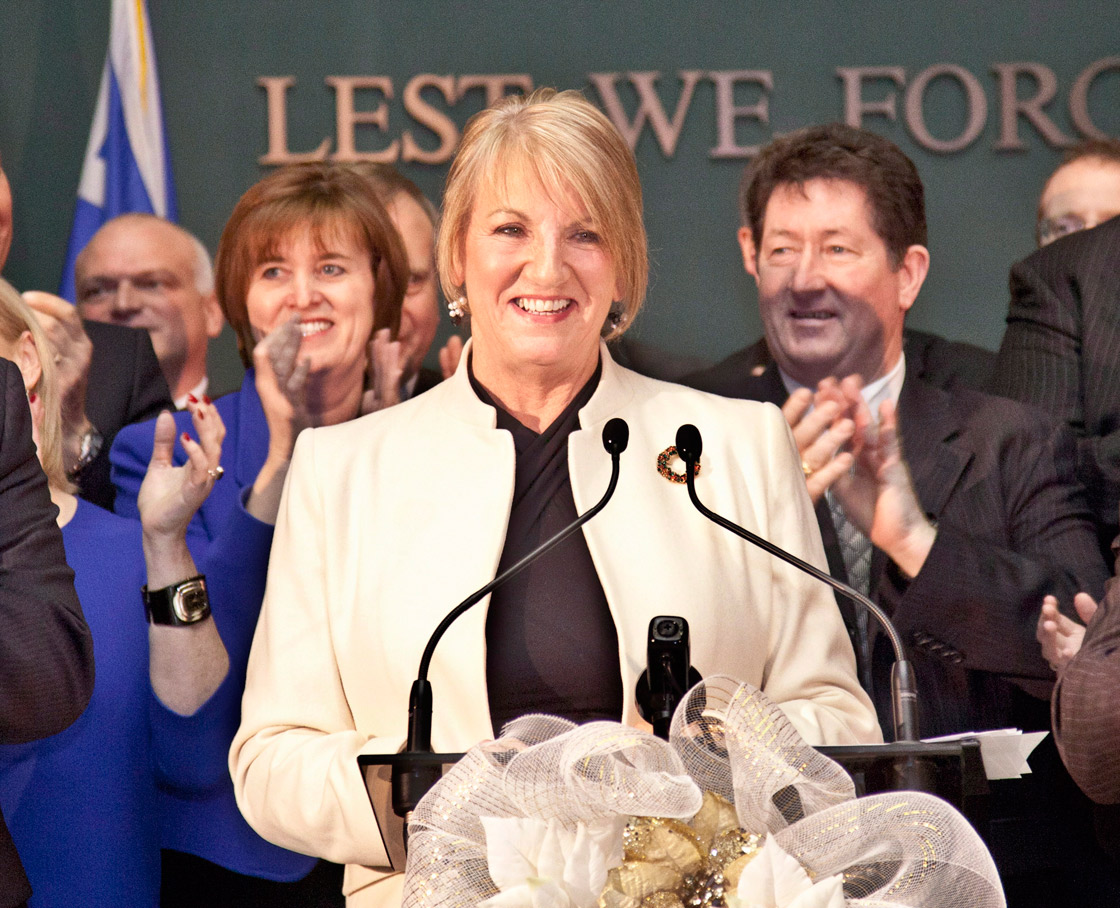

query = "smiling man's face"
[743,178,926,388]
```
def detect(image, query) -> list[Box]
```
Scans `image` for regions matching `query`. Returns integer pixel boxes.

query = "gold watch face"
[172,580,209,623]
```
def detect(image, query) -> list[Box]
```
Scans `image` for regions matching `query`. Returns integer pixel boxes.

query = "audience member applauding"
[686,123,1115,906]
[231,89,878,908]
[110,163,407,906]
[0,278,227,906]
[351,164,452,399]
[1039,545,1120,863]
[0,313,93,905]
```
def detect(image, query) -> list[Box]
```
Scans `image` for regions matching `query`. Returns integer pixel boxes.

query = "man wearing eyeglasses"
[1035,140,1120,247]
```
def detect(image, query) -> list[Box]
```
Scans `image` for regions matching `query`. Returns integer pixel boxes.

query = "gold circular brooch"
[657,445,701,484]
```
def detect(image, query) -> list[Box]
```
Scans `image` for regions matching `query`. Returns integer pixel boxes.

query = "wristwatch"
[67,424,103,480]
[143,575,211,626]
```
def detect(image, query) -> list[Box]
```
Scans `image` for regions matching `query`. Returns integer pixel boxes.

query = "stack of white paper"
[922,729,1049,780]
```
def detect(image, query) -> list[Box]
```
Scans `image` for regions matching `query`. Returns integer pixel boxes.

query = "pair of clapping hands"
[251,317,462,445]
[783,375,937,581]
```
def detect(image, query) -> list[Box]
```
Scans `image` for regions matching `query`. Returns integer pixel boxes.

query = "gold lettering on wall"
[257,59,1119,166]
[991,63,1072,150]
[589,71,703,156]
[327,76,399,162]
[709,70,773,159]
[257,76,331,164]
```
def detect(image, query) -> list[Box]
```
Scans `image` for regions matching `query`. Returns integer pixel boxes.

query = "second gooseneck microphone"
[674,423,920,743]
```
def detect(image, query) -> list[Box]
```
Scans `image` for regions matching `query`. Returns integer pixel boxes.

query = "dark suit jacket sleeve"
[992,219,1120,531]
[887,409,1108,682]
[0,359,94,743]
[79,321,174,510]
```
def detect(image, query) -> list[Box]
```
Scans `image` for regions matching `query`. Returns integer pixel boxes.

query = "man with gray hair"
[75,213,222,406]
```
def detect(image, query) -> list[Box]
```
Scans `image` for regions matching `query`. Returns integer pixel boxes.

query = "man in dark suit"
[687,122,1106,737]
[0,357,94,906]
[993,214,1120,556]
[685,124,1115,903]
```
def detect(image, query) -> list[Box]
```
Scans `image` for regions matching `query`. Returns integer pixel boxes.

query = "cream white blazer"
[231,345,880,904]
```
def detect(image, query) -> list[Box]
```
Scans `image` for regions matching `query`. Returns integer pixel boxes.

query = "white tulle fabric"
[403,677,1005,908]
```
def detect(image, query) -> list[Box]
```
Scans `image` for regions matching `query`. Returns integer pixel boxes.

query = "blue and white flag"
[59,0,177,301]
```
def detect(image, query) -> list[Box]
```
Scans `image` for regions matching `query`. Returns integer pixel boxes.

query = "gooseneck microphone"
[392,417,631,822]
[674,423,920,743]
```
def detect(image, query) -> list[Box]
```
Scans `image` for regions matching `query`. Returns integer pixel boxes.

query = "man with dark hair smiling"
[686,123,1117,904]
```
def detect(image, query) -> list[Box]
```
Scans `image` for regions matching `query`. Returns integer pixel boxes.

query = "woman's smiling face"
[245,223,376,386]
[456,166,621,385]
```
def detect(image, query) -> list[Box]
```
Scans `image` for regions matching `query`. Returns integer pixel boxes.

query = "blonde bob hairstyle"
[437,88,647,340]
[0,278,72,491]
[215,163,409,369]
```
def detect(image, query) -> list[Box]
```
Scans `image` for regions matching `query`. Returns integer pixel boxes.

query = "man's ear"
[737,226,760,282]
[896,244,930,313]
[203,292,224,339]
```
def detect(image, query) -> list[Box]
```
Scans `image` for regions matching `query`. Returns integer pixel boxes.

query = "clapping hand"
[138,399,225,549]
[253,315,310,461]
[22,291,95,461]
[438,334,464,379]
[781,377,859,504]
[361,327,403,414]
[1037,592,1098,674]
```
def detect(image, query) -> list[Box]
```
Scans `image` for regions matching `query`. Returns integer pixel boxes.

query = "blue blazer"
[111,370,316,881]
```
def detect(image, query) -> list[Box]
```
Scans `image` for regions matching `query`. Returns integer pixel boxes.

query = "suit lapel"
[897,371,972,519]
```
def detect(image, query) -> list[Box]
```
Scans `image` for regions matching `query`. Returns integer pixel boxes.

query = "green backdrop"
[1,1,1117,393]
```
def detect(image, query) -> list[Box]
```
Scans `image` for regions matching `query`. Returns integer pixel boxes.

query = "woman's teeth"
[299,320,332,337]
[514,297,573,313]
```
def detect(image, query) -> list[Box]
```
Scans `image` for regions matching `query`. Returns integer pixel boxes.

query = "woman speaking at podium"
[232,88,879,907]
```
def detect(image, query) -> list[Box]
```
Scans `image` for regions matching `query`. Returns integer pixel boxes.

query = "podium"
[360,736,990,871]
[817,738,989,831]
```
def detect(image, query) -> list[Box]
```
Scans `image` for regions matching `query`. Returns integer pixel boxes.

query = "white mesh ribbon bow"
[403,678,1005,908]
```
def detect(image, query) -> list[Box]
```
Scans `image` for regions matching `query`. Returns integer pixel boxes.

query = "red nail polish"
[203,395,212,405]
[182,432,191,443]
[27,392,36,404]
[187,394,199,404]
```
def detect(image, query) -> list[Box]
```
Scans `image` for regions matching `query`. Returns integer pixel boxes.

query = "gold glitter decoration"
[709,828,765,869]
[641,891,686,908]
[605,799,764,908]
[607,861,681,899]
[624,817,704,873]
[599,888,641,908]
[689,792,740,849]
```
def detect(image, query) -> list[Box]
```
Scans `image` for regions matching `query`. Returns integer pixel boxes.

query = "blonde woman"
[233,89,879,907]
[0,278,227,906]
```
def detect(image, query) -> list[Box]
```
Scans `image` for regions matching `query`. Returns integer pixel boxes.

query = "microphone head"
[675,424,702,463]
[602,418,629,455]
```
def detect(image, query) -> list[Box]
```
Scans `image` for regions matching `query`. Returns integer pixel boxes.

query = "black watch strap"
[143,574,211,626]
